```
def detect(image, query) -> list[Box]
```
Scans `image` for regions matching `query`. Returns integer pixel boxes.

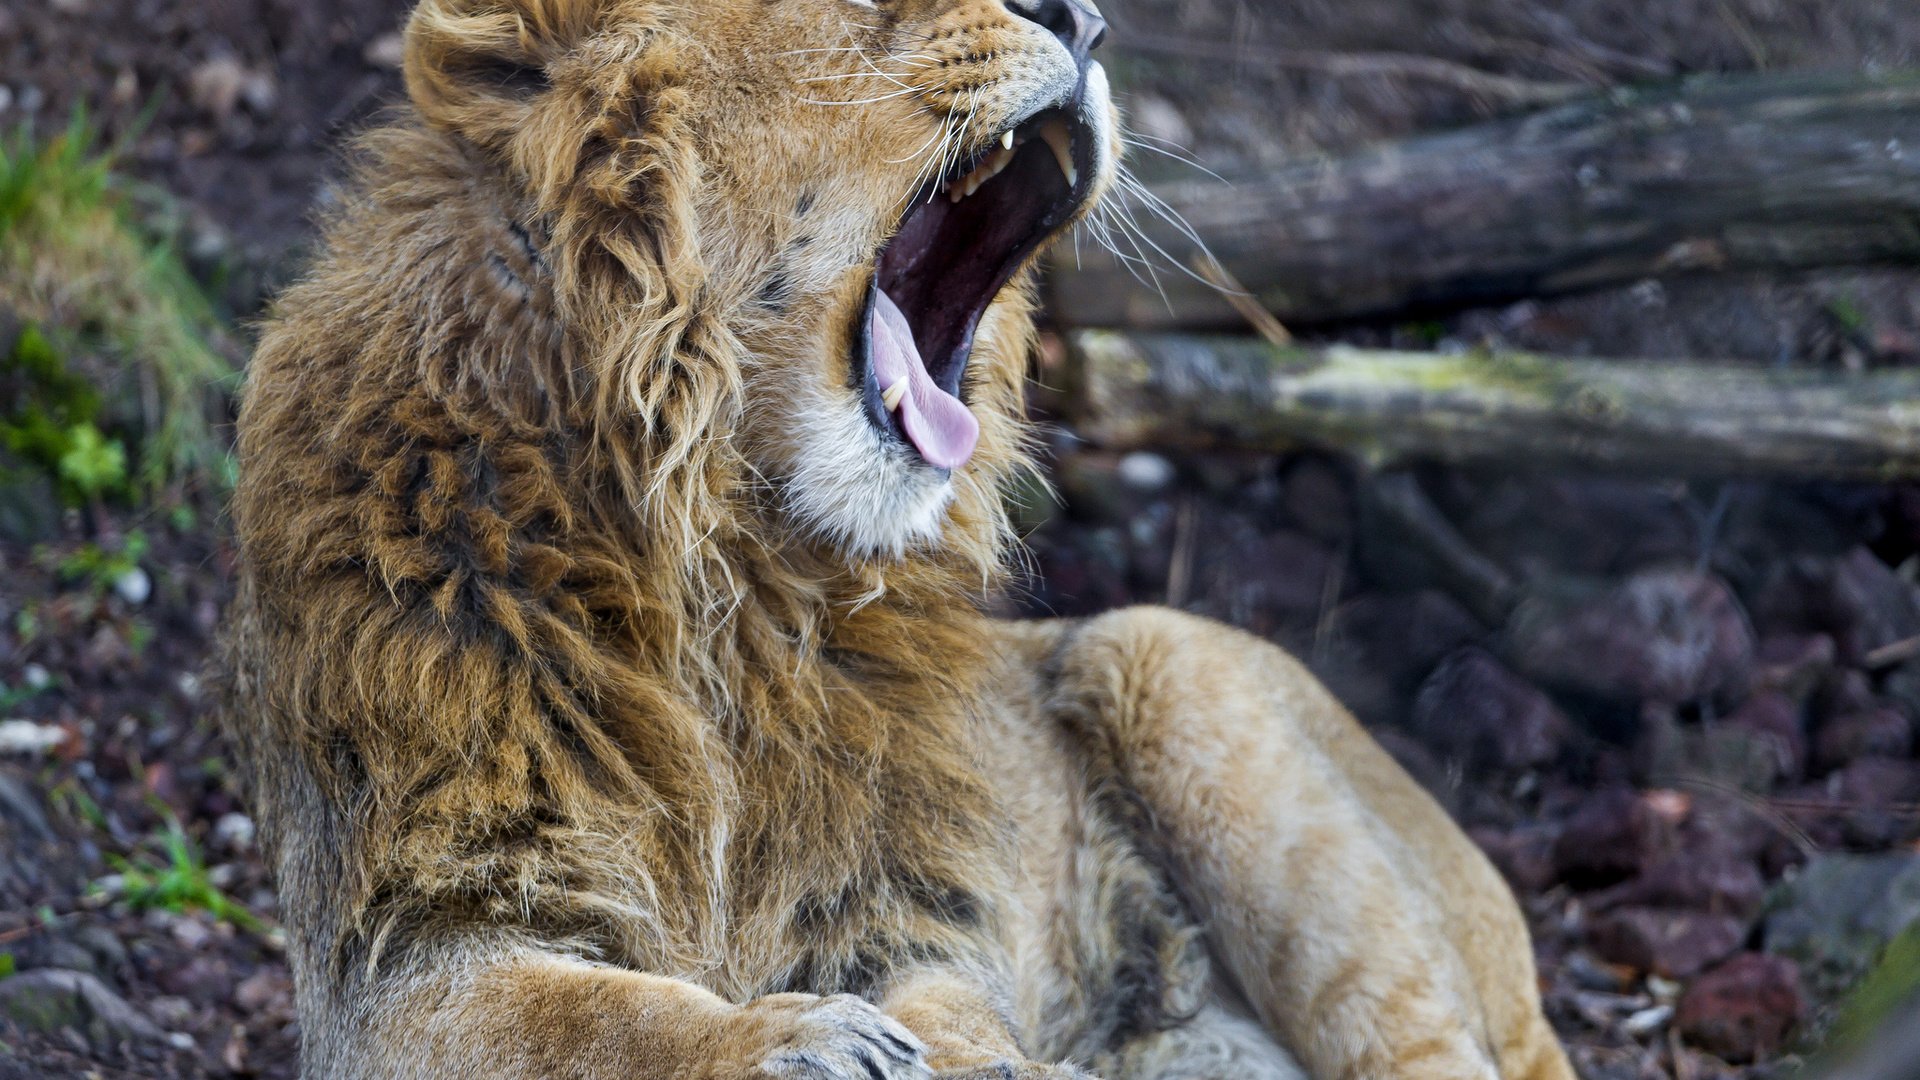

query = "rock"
[1553,788,1680,888]
[1750,633,1837,705]
[1279,456,1354,544]
[1748,547,1920,665]
[1320,590,1483,720]
[1412,647,1570,772]
[1720,691,1807,782]
[1115,451,1175,492]
[1812,707,1913,774]
[1471,825,1559,895]
[156,955,231,1005]
[1764,853,1920,1004]
[1055,452,1162,526]
[1587,907,1748,979]
[1832,756,1920,805]
[188,56,248,120]
[1193,520,1333,627]
[0,968,168,1049]
[232,968,293,1016]
[1621,1004,1673,1039]
[363,31,407,70]
[212,812,256,854]
[1451,475,1698,578]
[1597,850,1766,921]
[1506,569,1754,706]
[1676,953,1805,1062]
[0,719,67,757]
[111,566,150,606]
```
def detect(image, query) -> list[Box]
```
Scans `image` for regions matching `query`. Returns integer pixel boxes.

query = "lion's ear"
[404,0,592,146]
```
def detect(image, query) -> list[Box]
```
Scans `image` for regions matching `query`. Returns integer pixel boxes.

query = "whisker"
[1118,137,1229,184]
[800,88,923,106]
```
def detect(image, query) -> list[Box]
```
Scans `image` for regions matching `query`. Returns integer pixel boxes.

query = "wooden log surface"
[1050,71,1920,328]
[1065,330,1920,481]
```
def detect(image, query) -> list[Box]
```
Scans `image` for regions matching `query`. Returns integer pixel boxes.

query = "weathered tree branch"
[1065,330,1920,480]
[1051,70,1920,328]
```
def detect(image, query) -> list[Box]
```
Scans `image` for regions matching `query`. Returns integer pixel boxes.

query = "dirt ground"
[3,1,1919,1077]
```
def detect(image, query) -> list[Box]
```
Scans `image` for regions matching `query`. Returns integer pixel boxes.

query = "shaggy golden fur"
[219,0,1576,1077]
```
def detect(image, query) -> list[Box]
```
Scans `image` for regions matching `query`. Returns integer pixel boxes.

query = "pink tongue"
[869,289,980,470]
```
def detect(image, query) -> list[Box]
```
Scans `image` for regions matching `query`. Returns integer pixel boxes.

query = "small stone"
[111,565,151,606]
[363,32,407,69]
[1587,907,1747,979]
[1553,789,1679,888]
[22,663,52,690]
[1676,953,1804,1063]
[170,915,213,950]
[0,719,66,757]
[189,57,248,120]
[213,812,256,854]
[1645,974,1682,1005]
[145,995,194,1029]
[1115,451,1174,491]
[1621,1004,1673,1039]
[239,70,279,114]
[232,969,292,1014]
[1561,950,1632,993]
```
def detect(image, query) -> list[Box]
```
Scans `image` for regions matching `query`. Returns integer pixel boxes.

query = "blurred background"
[3,1,1920,1077]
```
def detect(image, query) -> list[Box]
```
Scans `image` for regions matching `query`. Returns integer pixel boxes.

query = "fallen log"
[1050,70,1920,328]
[1064,330,1920,481]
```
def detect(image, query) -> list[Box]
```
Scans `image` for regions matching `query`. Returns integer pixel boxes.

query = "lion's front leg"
[879,968,1093,1079]
[1042,608,1573,1080]
[348,946,936,1079]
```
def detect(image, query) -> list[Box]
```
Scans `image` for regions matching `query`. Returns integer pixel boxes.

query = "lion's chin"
[780,381,960,560]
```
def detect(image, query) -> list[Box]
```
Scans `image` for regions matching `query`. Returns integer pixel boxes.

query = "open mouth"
[855,99,1097,470]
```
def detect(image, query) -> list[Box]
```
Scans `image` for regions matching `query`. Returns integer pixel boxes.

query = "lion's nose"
[1007,0,1108,65]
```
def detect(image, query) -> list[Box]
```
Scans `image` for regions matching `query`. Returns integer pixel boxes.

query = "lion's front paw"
[734,993,931,1079]
[937,1064,1098,1080]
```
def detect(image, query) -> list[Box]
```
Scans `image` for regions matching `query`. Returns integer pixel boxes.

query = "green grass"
[104,814,260,931]
[41,529,148,596]
[0,111,235,502]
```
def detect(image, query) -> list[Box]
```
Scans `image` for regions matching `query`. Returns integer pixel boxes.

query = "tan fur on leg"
[1043,608,1574,1080]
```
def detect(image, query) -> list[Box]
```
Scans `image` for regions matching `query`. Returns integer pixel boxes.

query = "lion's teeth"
[882,377,909,412]
[946,146,1018,202]
[1039,120,1077,187]
[1000,129,1015,150]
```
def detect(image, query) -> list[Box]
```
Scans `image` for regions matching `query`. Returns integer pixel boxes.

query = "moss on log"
[1067,330,1920,480]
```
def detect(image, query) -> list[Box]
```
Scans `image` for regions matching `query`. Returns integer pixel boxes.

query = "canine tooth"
[1000,129,1015,150]
[1040,120,1077,187]
[882,377,909,412]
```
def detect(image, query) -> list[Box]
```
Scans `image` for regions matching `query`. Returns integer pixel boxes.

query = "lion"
[217,0,1577,1077]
